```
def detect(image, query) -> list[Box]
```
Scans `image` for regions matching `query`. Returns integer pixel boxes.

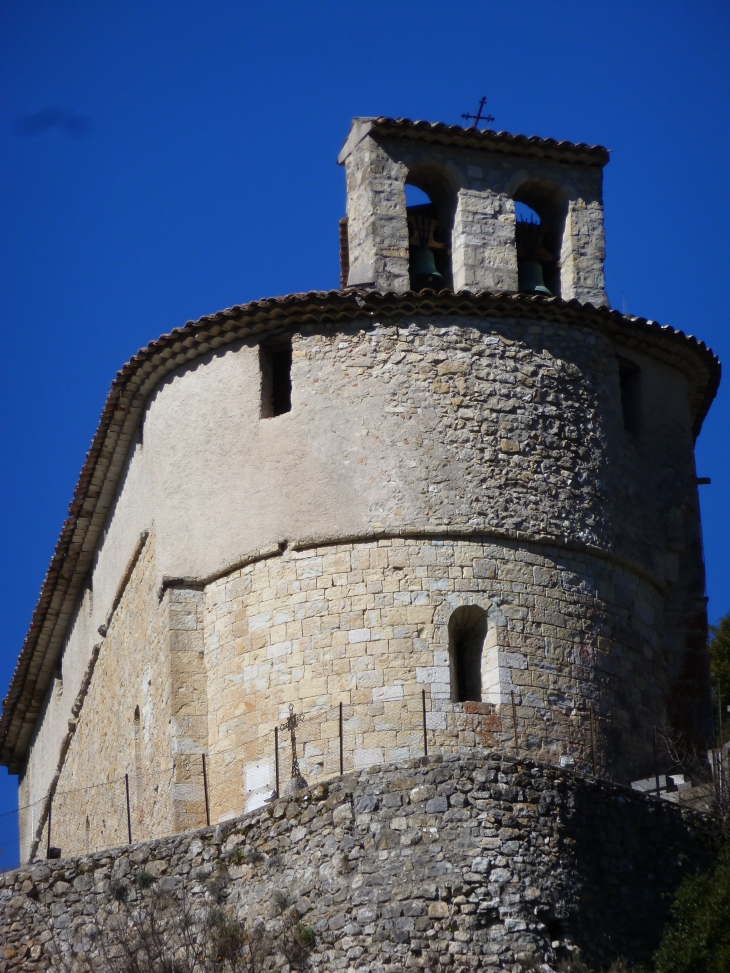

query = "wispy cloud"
[12,106,93,138]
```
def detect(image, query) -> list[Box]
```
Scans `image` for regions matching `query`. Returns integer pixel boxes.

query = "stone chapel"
[1,116,719,863]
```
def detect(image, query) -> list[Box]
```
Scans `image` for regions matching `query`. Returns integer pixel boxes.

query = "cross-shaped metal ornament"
[462,97,495,129]
[280,704,305,785]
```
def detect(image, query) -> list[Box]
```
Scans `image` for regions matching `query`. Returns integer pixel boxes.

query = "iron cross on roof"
[462,97,495,129]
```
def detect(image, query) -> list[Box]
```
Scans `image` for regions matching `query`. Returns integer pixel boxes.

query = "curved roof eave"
[0,288,720,771]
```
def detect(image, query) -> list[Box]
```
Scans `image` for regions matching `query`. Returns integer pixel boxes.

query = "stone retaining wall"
[0,752,715,972]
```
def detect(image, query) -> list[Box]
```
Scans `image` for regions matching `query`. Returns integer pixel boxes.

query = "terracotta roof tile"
[368,116,610,167]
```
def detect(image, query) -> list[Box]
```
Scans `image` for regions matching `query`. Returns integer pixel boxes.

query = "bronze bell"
[411,247,443,289]
[518,260,552,296]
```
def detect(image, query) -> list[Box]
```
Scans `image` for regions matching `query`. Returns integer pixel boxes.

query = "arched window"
[405,166,456,290]
[449,606,488,703]
[513,180,568,298]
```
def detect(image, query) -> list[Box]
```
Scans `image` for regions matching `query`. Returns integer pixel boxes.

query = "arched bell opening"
[513,180,568,298]
[449,605,488,703]
[405,165,456,291]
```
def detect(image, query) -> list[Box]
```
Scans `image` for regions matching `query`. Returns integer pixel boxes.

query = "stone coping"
[1,289,720,772]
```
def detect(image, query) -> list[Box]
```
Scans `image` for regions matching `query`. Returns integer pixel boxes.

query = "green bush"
[654,842,730,972]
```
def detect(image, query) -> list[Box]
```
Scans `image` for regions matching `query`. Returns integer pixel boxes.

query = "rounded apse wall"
[147,313,701,588]
[203,533,671,822]
[163,310,708,811]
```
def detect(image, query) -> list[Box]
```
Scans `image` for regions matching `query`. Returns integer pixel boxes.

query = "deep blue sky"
[1,0,728,867]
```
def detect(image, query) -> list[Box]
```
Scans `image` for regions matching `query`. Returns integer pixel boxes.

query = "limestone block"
[560,199,607,305]
[372,685,404,702]
[416,666,450,685]
[343,137,409,292]
[354,747,384,769]
[452,189,518,293]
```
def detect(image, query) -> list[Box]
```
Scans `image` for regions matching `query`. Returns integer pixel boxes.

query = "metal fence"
[0,691,713,871]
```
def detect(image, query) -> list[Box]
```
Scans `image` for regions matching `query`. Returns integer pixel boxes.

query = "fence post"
[339,701,344,775]
[422,689,428,757]
[201,753,210,827]
[125,774,132,844]
[653,727,661,799]
[274,726,280,796]
[511,691,519,755]
[719,681,724,748]
[718,682,724,808]
[590,705,597,776]
[46,797,52,859]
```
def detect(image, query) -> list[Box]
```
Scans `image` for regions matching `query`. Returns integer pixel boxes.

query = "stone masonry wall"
[19,537,175,862]
[451,190,519,293]
[292,318,698,581]
[0,753,715,973]
[203,536,669,824]
[343,135,410,290]
[22,312,709,861]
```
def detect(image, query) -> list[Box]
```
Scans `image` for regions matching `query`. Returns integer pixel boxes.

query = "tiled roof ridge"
[0,288,720,770]
[369,116,610,167]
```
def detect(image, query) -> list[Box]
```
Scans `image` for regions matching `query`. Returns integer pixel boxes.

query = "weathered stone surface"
[338,121,607,303]
[20,316,710,867]
[452,189,518,292]
[0,753,716,973]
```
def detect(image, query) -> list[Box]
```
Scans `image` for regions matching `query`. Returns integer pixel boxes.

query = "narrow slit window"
[449,606,487,703]
[260,340,292,417]
[618,357,641,434]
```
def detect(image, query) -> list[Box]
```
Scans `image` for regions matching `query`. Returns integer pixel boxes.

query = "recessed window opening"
[260,339,292,418]
[449,606,488,703]
[54,656,63,697]
[513,180,567,297]
[618,357,641,434]
[406,168,455,291]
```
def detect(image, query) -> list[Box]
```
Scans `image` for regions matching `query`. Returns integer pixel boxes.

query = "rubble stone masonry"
[0,753,716,972]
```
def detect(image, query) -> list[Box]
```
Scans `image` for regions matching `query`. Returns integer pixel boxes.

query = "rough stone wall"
[343,136,410,290]
[19,537,174,862]
[290,318,702,588]
[451,190,518,293]
[0,753,715,973]
[559,199,607,306]
[169,586,209,832]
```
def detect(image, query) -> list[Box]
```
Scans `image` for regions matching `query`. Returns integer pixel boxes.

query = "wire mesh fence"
[2,691,718,870]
